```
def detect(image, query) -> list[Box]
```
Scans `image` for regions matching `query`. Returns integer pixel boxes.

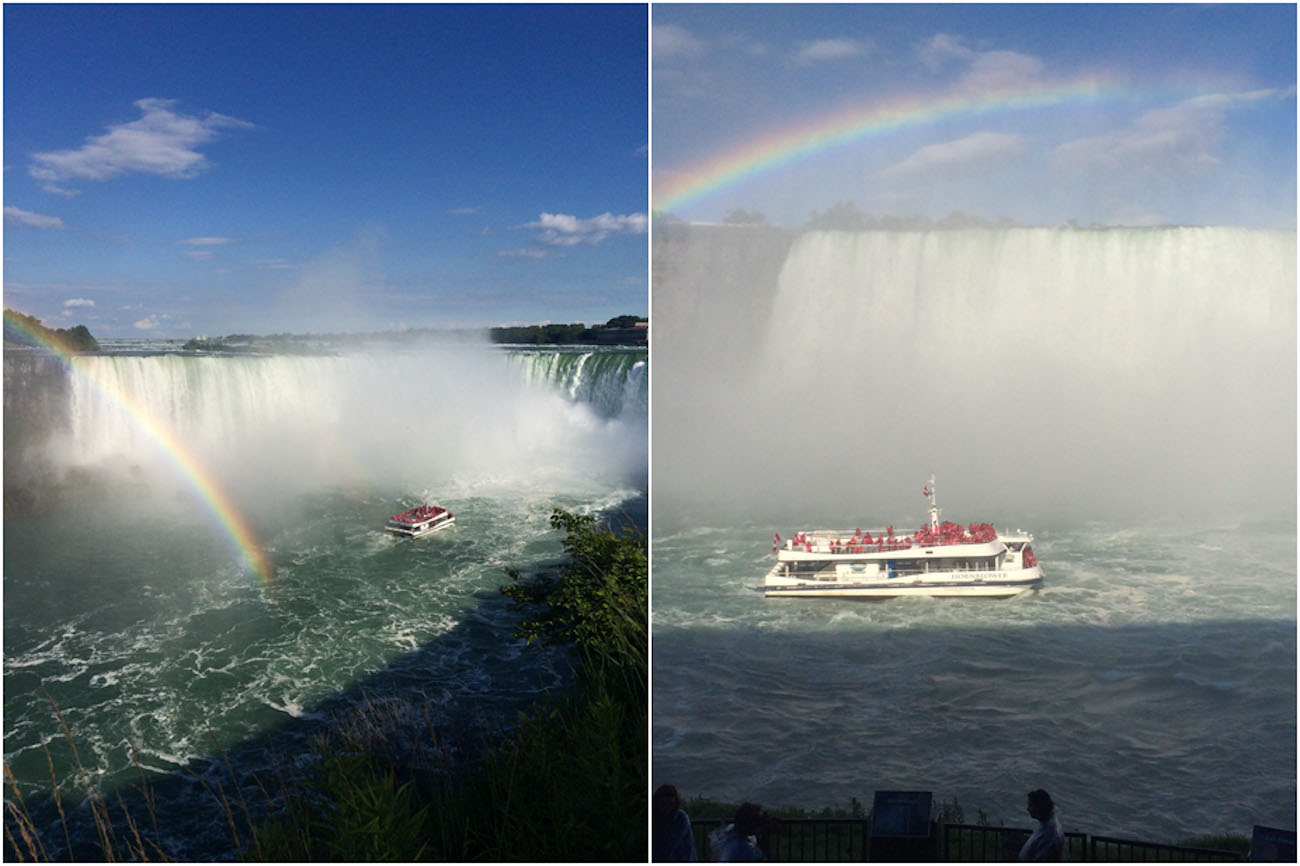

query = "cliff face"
[4,352,73,516]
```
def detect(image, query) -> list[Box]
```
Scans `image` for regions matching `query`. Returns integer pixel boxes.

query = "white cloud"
[917,33,974,72]
[40,184,81,198]
[29,98,253,191]
[180,236,232,245]
[185,250,215,261]
[524,212,648,247]
[63,298,95,308]
[959,50,1046,93]
[134,314,164,330]
[4,205,64,229]
[916,34,1046,93]
[795,38,868,65]
[653,24,706,60]
[878,131,1025,184]
[498,247,553,259]
[1052,90,1280,173]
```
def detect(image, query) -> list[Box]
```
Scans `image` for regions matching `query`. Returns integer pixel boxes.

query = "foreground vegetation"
[4,508,647,861]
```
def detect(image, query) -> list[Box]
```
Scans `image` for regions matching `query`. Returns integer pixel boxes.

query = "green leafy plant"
[501,509,647,688]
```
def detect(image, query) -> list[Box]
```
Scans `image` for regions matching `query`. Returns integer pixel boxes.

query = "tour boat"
[765,476,1042,598]
[385,504,455,538]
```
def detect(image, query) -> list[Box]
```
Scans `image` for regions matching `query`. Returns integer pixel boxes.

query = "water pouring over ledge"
[653,223,1296,526]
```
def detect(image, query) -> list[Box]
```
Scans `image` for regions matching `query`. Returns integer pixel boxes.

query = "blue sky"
[653,4,1296,228]
[4,4,648,338]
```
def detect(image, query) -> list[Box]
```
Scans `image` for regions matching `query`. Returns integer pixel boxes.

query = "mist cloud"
[653,223,1295,524]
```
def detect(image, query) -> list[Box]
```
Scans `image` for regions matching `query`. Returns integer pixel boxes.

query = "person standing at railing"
[1018,789,1065,861]
[653,784,697,862]
[709,802,768,861]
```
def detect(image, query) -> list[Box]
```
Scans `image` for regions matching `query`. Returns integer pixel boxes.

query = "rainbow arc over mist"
[4,314,276,586]
[654,76,1119,216]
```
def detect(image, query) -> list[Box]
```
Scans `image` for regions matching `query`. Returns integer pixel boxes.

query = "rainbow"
[4,313,275,586]
[654,76,1119,216]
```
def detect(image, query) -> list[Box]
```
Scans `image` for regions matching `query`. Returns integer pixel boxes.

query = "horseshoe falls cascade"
[651,224,1295,842]
[4,341,645,859]
[505,347,647,421]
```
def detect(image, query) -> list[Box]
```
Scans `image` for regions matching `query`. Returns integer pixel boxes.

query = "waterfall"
[653,224,1296,521]
[504,348,647,419]
[5,345,647,510]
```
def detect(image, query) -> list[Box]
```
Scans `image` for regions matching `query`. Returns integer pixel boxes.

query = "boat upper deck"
[777,521,1007,557]
[389,505,451,525]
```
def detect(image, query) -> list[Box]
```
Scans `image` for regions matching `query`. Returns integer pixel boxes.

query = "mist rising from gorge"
[652,222,1296,529]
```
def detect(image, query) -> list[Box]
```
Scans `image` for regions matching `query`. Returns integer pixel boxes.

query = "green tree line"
[489,315,646,345]
[3,309,100,352]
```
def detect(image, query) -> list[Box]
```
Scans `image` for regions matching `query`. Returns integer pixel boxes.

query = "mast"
[926,474,940,530]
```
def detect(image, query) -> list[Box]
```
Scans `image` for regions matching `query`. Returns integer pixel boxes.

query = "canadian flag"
[923,485,931,497]
[772,532,782,552]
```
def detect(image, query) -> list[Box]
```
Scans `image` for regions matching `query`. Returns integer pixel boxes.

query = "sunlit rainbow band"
[3,315,276,586]
[653,76,1121,215]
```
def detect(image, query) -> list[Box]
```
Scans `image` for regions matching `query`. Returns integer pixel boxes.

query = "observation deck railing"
[684,818,1246,861]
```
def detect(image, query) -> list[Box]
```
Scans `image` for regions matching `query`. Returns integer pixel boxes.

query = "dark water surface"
[652,518,1296,843]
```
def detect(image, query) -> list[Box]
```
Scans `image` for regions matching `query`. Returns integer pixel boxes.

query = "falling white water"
[654,225,1296,524]
[45,344,644,503]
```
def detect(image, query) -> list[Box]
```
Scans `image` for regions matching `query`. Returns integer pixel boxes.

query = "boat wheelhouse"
[765,476,1041,599]
[385,504,455,538]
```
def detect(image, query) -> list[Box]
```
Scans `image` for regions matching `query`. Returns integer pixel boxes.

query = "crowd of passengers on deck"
[780,521,1000,554]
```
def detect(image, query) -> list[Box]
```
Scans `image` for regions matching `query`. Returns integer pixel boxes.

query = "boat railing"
[783,535,999,554]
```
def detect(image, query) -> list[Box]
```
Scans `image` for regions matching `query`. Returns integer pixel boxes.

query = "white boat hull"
[385,515,455,538]
[763,564,1043,599]
[765,477,1044,599]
